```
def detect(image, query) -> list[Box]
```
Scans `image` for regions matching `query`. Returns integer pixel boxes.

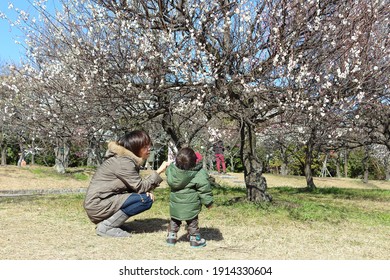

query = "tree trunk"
[162,112,184,150]
[280,148,288,175]
[335,152,341,178]
[385,157,390,181]
[343,149,349,178]
[0,143,6,166]
[17,143,25,167]
[54,141,70,173]
[229,155,235,172]
[87,137,103,166]
[30,153,35,165]
[280,163,288,176]
[320,153,328,177]
[363,168,369,183]
[304,139,316,190]
[240,121,272,202]
[336,163,340,178]
[30,140,36,165]
[362,147,369,184]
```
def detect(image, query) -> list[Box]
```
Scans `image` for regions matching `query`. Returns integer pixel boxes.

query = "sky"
[0,1,58,65]
[0,1,30,64]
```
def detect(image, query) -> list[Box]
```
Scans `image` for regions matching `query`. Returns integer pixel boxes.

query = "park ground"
[0,165,389,260]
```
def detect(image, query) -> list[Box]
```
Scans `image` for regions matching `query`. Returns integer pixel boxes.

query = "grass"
[199,185,390,226]
[1,184,390,259]
[0,165,92,191]
[29,166,93,181]
[267,187,390,224]
[1,166,390,260]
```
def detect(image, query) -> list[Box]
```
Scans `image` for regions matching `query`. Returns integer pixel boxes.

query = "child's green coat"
[165,164,213,220]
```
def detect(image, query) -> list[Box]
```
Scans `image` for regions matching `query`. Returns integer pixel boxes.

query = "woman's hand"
[157,161,170,174]
[146,192,155,201]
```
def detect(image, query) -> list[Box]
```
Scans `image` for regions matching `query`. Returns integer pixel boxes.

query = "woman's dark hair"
[176,147,197,170]
[117,130,151,157]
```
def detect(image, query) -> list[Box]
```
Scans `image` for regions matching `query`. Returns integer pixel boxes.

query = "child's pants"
[169,216,199,235]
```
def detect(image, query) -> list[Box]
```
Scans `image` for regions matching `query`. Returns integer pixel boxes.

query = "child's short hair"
[176,147,197,170]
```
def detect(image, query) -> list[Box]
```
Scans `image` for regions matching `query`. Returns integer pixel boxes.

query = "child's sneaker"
[166,232,177,246]
[189,234,206,248]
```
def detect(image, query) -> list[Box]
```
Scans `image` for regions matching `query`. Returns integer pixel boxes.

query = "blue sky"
[0,1,58,64]
[0,1,31,64]
[0,0,26,63]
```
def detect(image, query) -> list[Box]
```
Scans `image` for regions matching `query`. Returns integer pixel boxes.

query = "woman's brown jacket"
[84,142,163,224]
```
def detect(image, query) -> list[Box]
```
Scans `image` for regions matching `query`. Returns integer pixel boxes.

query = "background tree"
[1,0,388,197]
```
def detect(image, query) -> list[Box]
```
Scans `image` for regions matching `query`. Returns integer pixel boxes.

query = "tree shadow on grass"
[177,227,223,243]
[124,218,223,242]
[123,218,168,234]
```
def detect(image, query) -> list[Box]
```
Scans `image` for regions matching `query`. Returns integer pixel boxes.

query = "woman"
[84,130,169,237]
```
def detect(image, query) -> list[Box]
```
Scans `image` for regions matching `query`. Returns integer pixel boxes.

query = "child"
[165,147,213,248]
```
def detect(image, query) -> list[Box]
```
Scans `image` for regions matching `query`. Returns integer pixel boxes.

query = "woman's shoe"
[96,210,131,237]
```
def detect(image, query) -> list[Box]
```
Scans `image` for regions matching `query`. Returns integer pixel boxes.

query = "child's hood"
[166,164,200,190]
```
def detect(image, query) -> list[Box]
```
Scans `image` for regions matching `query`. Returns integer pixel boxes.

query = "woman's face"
[139,144,152,160]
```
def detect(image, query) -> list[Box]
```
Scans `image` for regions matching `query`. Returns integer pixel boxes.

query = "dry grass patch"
[0,165,90,191]
[214,172,390,190]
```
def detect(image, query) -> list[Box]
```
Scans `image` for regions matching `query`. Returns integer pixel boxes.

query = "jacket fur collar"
[106,141,145,167]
